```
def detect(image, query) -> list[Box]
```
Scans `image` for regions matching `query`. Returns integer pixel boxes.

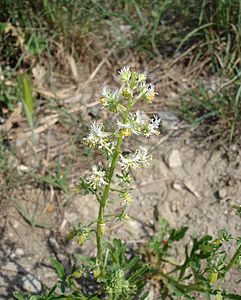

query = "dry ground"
[0,61,240,299]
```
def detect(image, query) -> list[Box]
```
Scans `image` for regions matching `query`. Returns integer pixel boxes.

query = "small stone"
[146,286,155,300]
[158,111,181,131]
[17,165,30,173]
[49,237,60,250]
[0,116,5,124]
[22,274,42,293]
[166,149,182,168]
[3,262,18,273]
[184,180,200,199]
[172,180,182,191]
[88,106,99,118]
[12,219,20,229]
[170,200,181,213]
[10,253,16,259]
[218,188,227,199]
[15,248,24,257]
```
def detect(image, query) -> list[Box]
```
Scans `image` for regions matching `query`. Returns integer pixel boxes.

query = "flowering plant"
[75,66,160,267]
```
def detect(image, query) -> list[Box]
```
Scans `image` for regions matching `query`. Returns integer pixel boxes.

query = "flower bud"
[121,88,132,98]
[72,270,83,279]
[78,232,89,246]
[100,96,107,105]
[209,272,218,284]
[146,92,155,103]
[215,293,223,300]
[93,267,101,279]
[120,128,132,137]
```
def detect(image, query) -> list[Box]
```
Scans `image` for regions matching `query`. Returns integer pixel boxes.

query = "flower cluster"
[118,146,152,170]
[86,166,108,190]
[116,171,133,186]
[118,66,132,82]
[76,67,157,251]
[99,66,158,116]
[106,269,133,298]
[117,111,161,137]
[83,122,110,148]
[100,87,125,113]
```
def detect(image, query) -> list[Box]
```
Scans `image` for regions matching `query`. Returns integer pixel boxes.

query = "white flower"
[118,146,152,170]
[138,73,147,82]
[138,81,148,94]
[101,86,112,98]
[151,115,161,128]
[143,115,161,137]
[117,119,139,136]
[119,66,131,82]
[86,166,108,190]
[117,113,161,137]
[146,83,157,103]
[100,86,125,113]
[83,122,109,147]
[137,82,157,102]
[117,111,149,136]
[134,146,152,167]
[131,111,149,126]
[118,154,138,170]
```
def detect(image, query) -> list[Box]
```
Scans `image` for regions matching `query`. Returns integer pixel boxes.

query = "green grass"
[0,0,240,141]
[180,82,241,143]
[1,0,239,59]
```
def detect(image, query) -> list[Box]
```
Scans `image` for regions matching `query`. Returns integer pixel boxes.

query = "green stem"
[109,187,123,193]
[224,243,241,273]
[96,136,123,264]
[158,271,240,298]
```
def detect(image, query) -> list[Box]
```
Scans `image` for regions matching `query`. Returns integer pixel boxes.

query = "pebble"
[0,116,5,124]
[146,286,155,300]
[166,149,182,168]
[170,200,181,213]
[49,237,60,250]
[158,111,181,131]
[172,180,182,191]
[17,165,30,173]
[3,262,18,273]
[22,274,42,293]
[15,248,25,257]
[12,220,20,229]
[218,188,227,199]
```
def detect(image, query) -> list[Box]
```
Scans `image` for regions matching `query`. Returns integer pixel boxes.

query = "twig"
[10,101,99,140]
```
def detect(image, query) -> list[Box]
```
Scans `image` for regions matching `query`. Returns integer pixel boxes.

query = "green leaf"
[18,74,34,129]
[139,291,149,300]
[29,296,43,300]
[47,284,58,297]
[112,239,125,267]
[66,229,77,241]
[51,258,65,279]
[13,292,26,300]
[124,255,140,271]
[25,33,47,55]
[128,264,149,283]
[0,22,8,33]
[171,226,189,241]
